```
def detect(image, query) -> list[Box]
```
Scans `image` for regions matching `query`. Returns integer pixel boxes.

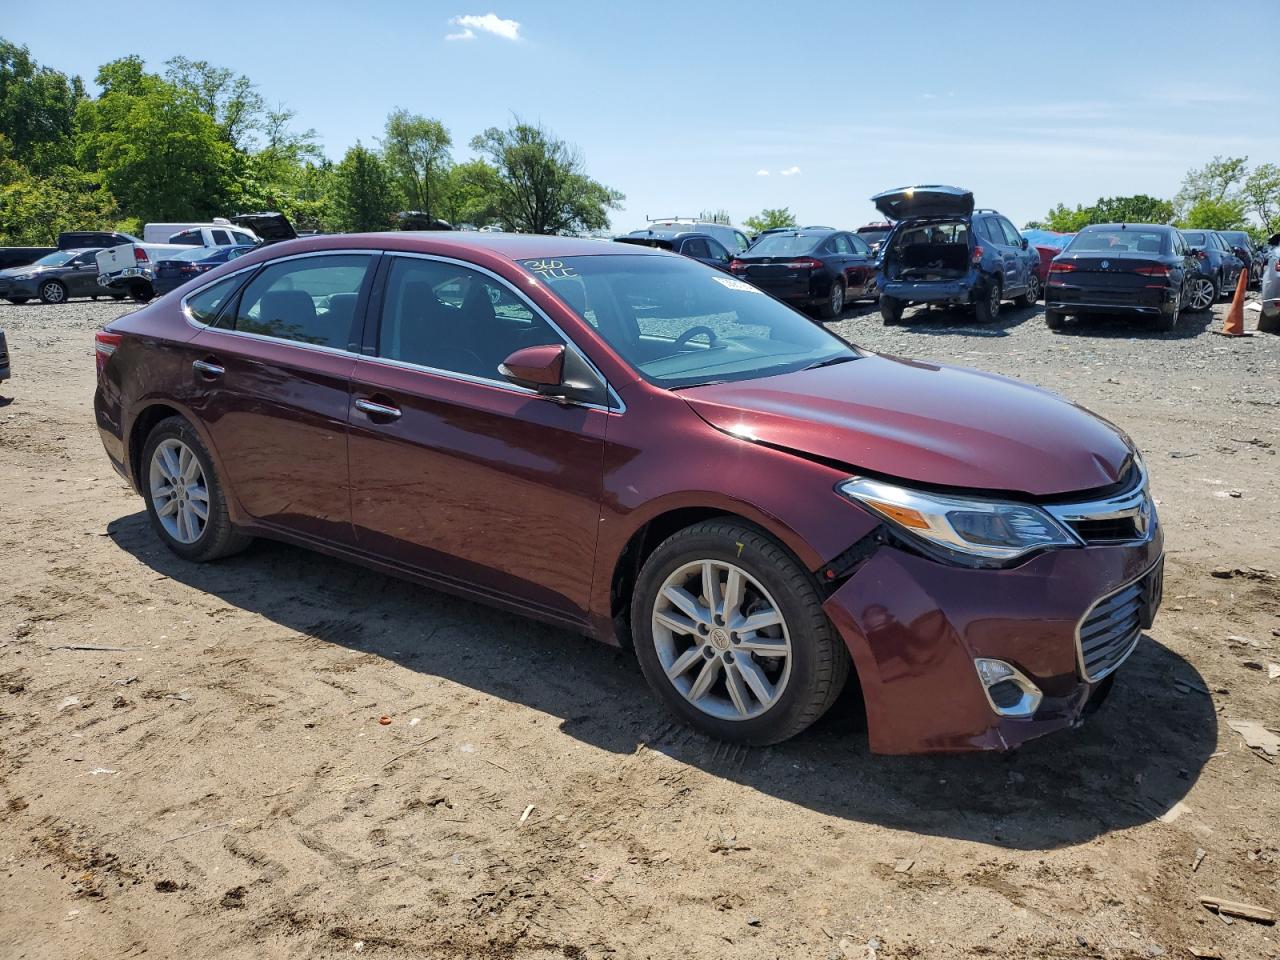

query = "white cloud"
[780,165,801,177]
[756,169,770,176]
[921,93,937,100]
[448,13,521,41]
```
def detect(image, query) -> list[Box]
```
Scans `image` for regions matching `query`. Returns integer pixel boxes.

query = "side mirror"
[499,344,564,390]
[1020,238,1029,250]
[1233,247,1249,259]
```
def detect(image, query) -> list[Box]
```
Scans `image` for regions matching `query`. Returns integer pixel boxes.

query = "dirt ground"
[1,294,1277,960]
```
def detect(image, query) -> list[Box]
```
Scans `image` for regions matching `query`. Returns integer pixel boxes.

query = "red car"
[94,233,1163,753]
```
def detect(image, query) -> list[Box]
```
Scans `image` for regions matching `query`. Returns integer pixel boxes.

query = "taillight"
[179,264,200,274]
[783,257,823,270]
[134,247,149,263]
[95,330,123,377]
[1046,262,1075,284]
[729,259,746,273]
[971,244,983,265]
[1134,265,1171,277]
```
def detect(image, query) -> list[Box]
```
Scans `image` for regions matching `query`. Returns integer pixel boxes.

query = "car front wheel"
[38,280,67,305]
[631,519,849,745]
[142,416,251,562]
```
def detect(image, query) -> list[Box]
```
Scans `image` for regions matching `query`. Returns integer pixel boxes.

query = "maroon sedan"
[94,233,1163,753]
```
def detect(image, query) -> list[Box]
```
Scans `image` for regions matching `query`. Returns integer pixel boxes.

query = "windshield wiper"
[802,354,857,371]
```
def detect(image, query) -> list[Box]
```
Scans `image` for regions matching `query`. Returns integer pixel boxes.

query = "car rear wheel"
[1015,273,1041,307]
[1186,276,1216,312]
[110,293,126,300]
[1045,309,1066,330]
[879,294,904,325]
[818,279,845,320]
[38,280,67,305]
[630,519,850,745]
[973,279,1001,322]
[129,281,154,303]
[142,417,251,562]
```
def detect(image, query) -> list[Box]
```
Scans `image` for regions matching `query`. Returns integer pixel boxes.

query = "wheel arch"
[126,400,231,512]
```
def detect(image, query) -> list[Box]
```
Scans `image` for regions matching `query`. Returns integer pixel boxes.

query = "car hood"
[679,354,1134,498]
[0,264,52,278]
[871,185,974,221]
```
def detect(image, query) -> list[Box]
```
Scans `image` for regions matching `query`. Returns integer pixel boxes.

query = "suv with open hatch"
[874,186,1041,325]
[95,232,1163,753]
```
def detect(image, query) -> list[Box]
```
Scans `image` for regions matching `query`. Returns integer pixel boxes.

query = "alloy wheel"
[1188,278,1215,311]
[40,281,65,304]
[651,559,792,721]
[988,284,1001,318]
[1026,274,1041,303]
[830,282,844,315]
[148,438,210,544]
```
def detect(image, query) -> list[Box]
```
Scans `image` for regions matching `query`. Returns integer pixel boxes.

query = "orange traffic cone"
[1217,266,1249,336]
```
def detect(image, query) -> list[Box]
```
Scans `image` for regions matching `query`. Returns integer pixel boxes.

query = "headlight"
[838,477,1078,565]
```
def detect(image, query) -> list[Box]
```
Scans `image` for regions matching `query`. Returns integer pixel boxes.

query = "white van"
[142,219,259,246]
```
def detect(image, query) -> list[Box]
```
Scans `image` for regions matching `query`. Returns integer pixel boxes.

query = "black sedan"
[1179,230,1246,307]
[152,245,256,297]
[1044,223,1198,331]
[614,229,734,272]
[728,228,876,319]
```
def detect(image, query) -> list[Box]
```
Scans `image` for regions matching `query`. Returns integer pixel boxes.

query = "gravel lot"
[1,294,1277,960]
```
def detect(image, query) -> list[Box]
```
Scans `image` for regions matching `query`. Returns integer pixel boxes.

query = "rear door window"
[681,238,711,259]
[229,254,372,348]
[211,229,231,245]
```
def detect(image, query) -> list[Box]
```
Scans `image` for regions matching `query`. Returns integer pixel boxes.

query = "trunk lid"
[679,354,1133,498]
[231,212,296,244]
[871,185,974,221]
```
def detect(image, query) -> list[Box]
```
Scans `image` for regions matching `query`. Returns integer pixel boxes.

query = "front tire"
[818,279,845,320]
[630,519,850,745]
[142,417,251,562]
[38,280,67,305]
[879,294,904,325]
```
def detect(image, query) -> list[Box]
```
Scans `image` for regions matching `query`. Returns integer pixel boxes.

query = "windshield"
[173,247,228,262]
[1180,231,1207,246]
[857,229,890,244]
[1068,229,1168,254]
[746,234,821,256]
[33,251,76,267]
[523,254,857,389]
[1221,232,1250,248]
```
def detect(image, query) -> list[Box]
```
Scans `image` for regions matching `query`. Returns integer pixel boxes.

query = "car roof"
[621,228,712,242]
[259,232,671,261]
[1082,223,1174,232]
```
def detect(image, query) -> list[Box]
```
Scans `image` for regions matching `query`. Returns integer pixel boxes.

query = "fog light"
[974,658,1042,719]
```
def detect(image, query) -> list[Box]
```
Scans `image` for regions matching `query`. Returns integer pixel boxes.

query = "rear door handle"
[354,398,402,421]
[192,359,225,378]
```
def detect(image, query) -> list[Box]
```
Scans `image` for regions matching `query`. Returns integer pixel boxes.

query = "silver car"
[0,249,118,305]
[1259,233,1279,334]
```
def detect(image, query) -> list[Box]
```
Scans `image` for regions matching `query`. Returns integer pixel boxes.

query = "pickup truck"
[94,226,262,301]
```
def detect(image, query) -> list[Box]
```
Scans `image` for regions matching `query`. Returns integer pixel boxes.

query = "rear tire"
[110,293,126,301]
[973,279,1001,323]
[1014,273,1041,307]
[1045,309,1066,330]
[141,416,251,563]
[630,519,850,746]
[1186,276,1216,312]
[818,279,845,320]
[129,281,154,303]
[879,294,904,325]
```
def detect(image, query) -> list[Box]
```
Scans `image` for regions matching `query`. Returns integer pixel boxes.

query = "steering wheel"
[674,325,719,349]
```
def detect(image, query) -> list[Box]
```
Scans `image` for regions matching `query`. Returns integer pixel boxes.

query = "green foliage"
[1039,195,1174,233]
[329,143,396,232]
[164,56,266,151]
[470,117,622,235]
[438,159,503,227]
[76,71,236,221]
[743,207,798,234]
[382,109,452,219]
[1181,197,1247,231]
[0,155,117,245]
[0,39,81,173]
[1242,163,1280,236]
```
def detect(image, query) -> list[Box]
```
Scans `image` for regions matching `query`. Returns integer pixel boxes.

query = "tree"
[470,117,622,235]
[743,207,797,234]
[0,134,117,244]
[0,38,82,173]
[164,56,265,151]
[1242,163,1280,236]
[77,70,236,221]
[437,159,503,227]
[1181,197,1247,231]
[1042,202,1094,233]
[381,109,452,220]
[1177,156,1249,211]
[1092,194,1174,225]
[329,142,396,232]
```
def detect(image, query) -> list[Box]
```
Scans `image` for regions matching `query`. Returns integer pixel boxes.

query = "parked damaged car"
[1258,232,1280,334]
[729,228,878,318]
[615,228,734,271]
[873,186,1041,325]
[0,249,124,305]
[1045,224,1199,331]
[95,232,1163,754]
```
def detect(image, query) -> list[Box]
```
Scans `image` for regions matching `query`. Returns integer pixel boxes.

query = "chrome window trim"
[1044,461,1155,545]
[376,250,625,412]
[1072,557,1162,683]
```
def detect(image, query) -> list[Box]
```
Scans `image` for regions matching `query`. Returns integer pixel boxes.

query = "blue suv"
[872,185,1041,324]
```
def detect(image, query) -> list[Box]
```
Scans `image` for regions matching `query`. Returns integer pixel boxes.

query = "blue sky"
[3,0,1275,230]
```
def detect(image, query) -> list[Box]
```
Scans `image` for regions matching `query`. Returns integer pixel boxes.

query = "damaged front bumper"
[821,532,1163,754]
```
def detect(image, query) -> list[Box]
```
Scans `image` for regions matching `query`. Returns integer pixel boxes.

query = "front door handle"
[193,359,225,378]
[354,398,402,421]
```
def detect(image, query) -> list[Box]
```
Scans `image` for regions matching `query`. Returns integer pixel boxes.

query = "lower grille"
[1077,562,1162,681]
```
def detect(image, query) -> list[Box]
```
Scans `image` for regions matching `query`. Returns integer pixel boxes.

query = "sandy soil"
[1,295,1277,960]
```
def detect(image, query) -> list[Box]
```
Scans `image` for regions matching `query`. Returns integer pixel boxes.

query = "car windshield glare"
[524,254,857,389]
[1068,230,1168,254]
[34,251,76,267]
[746,234,820,257]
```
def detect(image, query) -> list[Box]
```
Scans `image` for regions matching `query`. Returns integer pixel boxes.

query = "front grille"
[1077,562,1162,681]
[1044,462,1155,546]
[1069,516,1140,542]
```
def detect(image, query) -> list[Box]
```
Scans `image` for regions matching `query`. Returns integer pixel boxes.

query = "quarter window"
[187,275,245,326]
[377,257,561,380]
[230,254,371,348]
[830,234,854,254]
